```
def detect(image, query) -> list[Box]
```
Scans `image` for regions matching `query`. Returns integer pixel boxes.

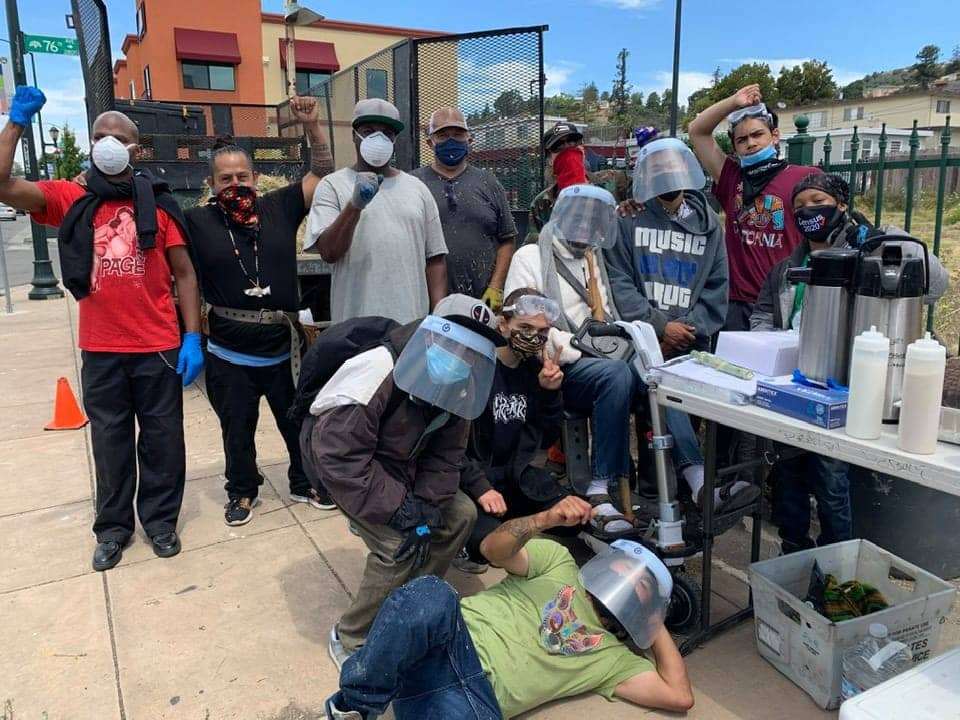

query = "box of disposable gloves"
[754,376,848,429]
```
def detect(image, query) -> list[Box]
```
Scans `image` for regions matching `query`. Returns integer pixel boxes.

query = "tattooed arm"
[288,95,335,207]
[479,496,593,576]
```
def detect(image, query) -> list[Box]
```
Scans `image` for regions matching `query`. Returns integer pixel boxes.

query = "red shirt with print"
[713,156,821,305]
[32,180,186,353]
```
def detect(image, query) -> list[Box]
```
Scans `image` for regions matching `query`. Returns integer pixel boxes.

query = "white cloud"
[544,62,578,96]
[639,70,715,105]
[595,0,663,10]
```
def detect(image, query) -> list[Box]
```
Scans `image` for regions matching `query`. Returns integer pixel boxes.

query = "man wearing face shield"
[301,294,506,664]
[411,107,517,309]
[305,99,449,324]
[0,88,203,570]
[607,139,755,513]
[454,288,574,574]
[525,122,631,244]
[322,500,692,720]
[506,185,646,537]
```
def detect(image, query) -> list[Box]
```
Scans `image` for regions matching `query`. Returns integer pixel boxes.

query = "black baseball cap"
[543,122,584,152]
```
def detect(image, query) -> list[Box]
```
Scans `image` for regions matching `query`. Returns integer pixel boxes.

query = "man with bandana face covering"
[183,95,336,527]
[0,87,202,571]
[305,99,449,324]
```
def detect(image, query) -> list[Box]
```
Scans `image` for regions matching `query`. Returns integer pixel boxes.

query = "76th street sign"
[22,34,79,56]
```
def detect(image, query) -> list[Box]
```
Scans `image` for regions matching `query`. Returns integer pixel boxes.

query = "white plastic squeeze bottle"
[897,332,946,454]
[846,326,890,440]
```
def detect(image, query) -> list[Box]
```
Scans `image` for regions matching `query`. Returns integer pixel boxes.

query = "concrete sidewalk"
[0,286,952,720]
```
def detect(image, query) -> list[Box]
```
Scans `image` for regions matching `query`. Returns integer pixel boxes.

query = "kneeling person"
[301,295,504,662]
[325,497,694,719]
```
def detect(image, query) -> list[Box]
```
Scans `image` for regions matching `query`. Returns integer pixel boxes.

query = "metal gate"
[280,25,547,214]
[70,0,115,131]
[412,26,546,213]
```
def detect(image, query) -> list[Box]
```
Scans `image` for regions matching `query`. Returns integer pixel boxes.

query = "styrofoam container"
[716,330,800,376]
[748,539,956,710]
[839,646,960,719]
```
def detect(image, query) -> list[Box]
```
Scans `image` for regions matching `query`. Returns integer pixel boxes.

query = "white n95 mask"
[91,136,134,176]
[358,131,395,168]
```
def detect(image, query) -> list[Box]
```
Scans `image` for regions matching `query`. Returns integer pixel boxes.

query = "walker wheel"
[665,571,701,634]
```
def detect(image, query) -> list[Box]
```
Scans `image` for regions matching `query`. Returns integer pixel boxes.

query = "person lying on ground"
[324,496,695,720]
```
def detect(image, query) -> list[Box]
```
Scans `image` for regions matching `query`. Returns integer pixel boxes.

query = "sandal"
[587,494,646,540]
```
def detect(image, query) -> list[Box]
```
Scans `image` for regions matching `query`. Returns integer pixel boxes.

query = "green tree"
[55,125,86,180]
[600,90,610,102]
[645,91,661,113]
[776,60,836,105]
[581,82,599,108]
[842,79,865,100]
[712,66,722,87]
[610,48,631,127]
[493,89,525,118]
[913,44,941,88]
[945,44,960,74]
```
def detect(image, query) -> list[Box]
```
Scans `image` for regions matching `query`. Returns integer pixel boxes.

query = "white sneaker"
[328,625,353,672]
[452,547,489,574]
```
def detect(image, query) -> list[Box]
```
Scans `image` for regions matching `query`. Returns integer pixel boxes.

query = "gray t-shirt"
[305,168,448,324]
[410,164,517,298]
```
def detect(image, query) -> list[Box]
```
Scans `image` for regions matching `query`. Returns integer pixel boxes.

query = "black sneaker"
[92,540,123,571]
[290,487,336,511]
[452,547,489,574]
[224,497,260,526]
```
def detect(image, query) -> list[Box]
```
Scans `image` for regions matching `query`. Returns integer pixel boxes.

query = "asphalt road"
[0,214,62,291]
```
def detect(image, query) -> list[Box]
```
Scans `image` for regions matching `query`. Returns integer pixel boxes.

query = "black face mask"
[794,205,844,243]
[509,329,547,359]
[658,189,682,202]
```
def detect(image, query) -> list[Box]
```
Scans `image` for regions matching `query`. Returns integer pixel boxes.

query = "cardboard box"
[716,331,800,376]
[755,375,848,428]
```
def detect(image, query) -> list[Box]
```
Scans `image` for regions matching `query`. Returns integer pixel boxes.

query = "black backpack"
[288,316,408,423]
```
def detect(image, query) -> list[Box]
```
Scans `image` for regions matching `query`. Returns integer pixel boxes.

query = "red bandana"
[215,185,259,228]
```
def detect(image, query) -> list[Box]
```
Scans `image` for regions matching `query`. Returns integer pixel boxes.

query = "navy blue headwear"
[792,172,850,205]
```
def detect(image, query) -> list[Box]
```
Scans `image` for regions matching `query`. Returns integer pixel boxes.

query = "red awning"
[278,39,340,72]
[174,28,241,64]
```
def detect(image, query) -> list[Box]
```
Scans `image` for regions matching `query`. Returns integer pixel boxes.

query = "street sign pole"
[28,53,49,179]
[4,0,63,300]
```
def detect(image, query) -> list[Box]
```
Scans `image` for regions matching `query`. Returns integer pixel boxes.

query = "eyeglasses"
[502,295,561,323]
[444,182,458,213]
[726,103,772,127]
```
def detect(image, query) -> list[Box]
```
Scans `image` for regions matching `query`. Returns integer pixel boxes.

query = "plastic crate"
[748,539,956,710]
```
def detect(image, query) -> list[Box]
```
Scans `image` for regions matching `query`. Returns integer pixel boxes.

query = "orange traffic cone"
[44,377,89,431]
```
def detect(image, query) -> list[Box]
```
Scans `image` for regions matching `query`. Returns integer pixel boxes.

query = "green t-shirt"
[461,539,655,718]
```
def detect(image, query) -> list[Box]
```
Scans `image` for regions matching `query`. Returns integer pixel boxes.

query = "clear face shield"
[392,315,497,420]
[579,539,673,649]
[544,184,618,254]
[632,137,707,204]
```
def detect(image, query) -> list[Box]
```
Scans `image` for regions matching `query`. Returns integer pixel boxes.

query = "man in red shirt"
[0,87,203,571]
[689,84,820,330]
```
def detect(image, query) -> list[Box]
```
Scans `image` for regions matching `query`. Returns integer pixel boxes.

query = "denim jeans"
[562,357,703,484]
[772,449,852,551]
[332,576,502,720]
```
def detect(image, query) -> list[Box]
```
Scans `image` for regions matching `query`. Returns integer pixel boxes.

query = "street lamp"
[48,126,60,179]
[283,1,323,98]
[668,0,682,137]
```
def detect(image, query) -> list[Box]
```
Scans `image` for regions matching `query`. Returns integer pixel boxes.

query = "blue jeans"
[772,450,852,552]
[331,576,502,720]
[562,357,703,484]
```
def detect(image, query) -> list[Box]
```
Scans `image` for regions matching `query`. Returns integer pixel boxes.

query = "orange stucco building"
[114,0,442,108]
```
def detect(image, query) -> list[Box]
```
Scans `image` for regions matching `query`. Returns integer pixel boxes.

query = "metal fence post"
[904,120,920,232]
[786,114,814,166]
[928,115,952,333]
[822,133,832,170]
[849,126,860,211]
[873,123,887,226]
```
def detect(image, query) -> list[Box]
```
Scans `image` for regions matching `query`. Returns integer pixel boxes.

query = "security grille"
[71,0,115,131]
[413,26,546,211]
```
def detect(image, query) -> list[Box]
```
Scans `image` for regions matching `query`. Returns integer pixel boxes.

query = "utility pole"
[4,0,63,299]
[668,0,682,137]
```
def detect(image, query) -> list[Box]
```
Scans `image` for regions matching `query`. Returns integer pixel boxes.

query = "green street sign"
[22,34,79,57]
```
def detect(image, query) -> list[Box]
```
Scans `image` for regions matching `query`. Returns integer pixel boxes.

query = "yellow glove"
[481,286,504,312]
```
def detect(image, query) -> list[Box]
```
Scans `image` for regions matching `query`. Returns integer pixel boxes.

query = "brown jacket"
[300,350,469,525]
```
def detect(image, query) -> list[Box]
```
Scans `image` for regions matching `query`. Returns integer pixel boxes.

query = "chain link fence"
[71,0,115,131]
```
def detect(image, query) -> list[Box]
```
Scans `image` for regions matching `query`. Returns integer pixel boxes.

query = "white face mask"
[357,131,394,168]
[91,136,134,176]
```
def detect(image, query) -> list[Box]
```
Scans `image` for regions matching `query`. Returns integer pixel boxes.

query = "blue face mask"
[739,144,777,168]
[425,344,471,385]
[434,137,470,167]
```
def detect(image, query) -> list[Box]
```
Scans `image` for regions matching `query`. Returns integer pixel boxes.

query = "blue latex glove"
[10,86,46,128]
[176,332,204,387]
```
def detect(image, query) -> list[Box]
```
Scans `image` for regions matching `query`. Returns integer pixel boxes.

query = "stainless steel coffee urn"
[849,235,929,422]
[787,248,859,385]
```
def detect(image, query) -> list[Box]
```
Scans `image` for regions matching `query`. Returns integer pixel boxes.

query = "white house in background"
[778,126,935,166]
[470,114,588,149]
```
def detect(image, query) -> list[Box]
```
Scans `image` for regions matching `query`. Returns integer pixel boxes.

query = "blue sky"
[3,0,959,156]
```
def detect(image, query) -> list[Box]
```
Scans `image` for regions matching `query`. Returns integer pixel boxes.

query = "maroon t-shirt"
[713,156,820,305]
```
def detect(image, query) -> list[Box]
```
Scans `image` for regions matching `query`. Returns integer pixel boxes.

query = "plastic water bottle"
[840,623,913,700]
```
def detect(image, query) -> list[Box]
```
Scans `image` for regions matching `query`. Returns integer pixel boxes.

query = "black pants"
[717,299,758,473]
[82,350,186,544]
[464,467,573,563]
[204,352,308,500]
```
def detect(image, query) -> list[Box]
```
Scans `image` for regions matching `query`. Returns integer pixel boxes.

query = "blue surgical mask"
[425,344,471,385]
[739,144,777,168]
[434,137,469,167]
